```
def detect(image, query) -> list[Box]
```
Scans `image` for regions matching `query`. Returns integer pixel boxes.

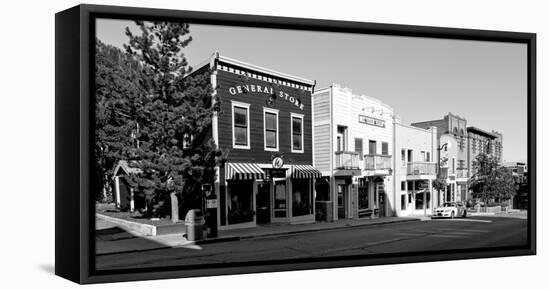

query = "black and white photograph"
[91,15,531,272]
[4,0,550,288]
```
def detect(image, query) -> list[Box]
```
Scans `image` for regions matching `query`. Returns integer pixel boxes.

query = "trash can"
[184,209,205,241]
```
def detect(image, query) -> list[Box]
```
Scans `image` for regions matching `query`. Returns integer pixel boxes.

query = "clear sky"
[96,18,528,163]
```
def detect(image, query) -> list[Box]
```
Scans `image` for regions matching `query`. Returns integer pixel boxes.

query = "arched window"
[453,127,458,135]
[460,128,465,136]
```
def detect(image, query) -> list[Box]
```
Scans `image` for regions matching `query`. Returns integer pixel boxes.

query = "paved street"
[96,216,527,270]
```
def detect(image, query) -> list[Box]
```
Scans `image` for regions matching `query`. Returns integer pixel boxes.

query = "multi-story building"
[189,53,321,230]
[313,84,394,221]
[411,113,469,202]
[467,126,503,175]
[393,120,438,216]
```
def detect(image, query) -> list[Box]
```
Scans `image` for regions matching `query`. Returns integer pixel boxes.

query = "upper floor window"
[401,149,406,166]
[232,101,250,149]
[355,138,363,160]
[291,113,304,153]
[369,140,377,155]
[381,142,389,155]
[264,108,279,151]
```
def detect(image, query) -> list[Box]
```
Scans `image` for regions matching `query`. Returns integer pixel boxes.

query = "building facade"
[467,126,503,176]
[313,84,394,221]
[411,113,469,202]
[393,120,439,216]
[190,53,321,230]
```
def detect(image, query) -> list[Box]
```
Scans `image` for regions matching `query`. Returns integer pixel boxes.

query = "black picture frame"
[55,4,536,284]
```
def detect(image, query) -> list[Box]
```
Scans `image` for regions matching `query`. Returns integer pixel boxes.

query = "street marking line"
[394,232,427,237]
[433,218,492,223]
[430,234,468,239]
[461,229,491,233]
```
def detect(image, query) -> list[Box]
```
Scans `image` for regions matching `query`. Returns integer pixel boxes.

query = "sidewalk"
[96,216,421,256]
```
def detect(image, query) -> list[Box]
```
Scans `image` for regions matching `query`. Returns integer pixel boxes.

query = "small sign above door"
[272,157,284,169]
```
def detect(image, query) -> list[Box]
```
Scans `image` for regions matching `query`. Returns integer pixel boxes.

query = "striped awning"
[292,165,322,179]
[225,163,265,180]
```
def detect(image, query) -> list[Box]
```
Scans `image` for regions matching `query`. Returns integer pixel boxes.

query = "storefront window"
[415,192,424,210]
[292,179,311,216]
[401,194,406,211]
[358,178,369,210]
[227,181,254,224]
[315,177,330,201]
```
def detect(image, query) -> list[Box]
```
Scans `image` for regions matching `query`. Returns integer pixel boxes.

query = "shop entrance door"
[377,183,385,217]
[256,182,270,224]
[337,184,347,219]
[272,178,288,220]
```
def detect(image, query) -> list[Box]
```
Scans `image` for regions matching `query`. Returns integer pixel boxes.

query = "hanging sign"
[272,157,284,169]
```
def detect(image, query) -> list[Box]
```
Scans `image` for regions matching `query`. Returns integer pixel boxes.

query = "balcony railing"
[439,167,456,179]
[407,162,436,175]
[364,154,392,170]
[456,169,469,179]
[335,151,360,169]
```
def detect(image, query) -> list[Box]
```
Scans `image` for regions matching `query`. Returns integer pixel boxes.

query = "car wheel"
[462,211,467,218]
[450,211,455,219]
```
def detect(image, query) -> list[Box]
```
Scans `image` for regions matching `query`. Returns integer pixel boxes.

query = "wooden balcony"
[334,151,360,170]
[364,154,392,170]
[407,162,436,176]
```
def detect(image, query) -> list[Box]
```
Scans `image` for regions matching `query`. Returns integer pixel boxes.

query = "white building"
[313,84,394,220]
[393,120,439,216]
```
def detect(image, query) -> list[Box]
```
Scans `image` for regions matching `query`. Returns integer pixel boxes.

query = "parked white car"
[432,202,467,218]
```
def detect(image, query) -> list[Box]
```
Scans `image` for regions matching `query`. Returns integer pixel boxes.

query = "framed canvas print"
[55,4,536,284]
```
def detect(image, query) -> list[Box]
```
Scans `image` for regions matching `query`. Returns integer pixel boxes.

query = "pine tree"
[95,39,146,201]
[121,21,223,218]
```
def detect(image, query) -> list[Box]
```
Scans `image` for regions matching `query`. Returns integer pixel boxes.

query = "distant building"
[467,126,503,172]
[503,161,528,209]
[411,113,469,202]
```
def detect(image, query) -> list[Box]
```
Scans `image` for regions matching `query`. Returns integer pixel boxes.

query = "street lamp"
[436,141,452,206]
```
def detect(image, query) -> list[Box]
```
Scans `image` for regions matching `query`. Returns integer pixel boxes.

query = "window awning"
[292,165,322,179]
[225,163,265,180]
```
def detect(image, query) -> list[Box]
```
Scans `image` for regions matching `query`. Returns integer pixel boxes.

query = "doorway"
[256,182,270,224]
[337,183,347,219]
[272,178,288,220]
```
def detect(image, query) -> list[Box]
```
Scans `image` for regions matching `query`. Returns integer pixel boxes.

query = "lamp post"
[436,142,451,206]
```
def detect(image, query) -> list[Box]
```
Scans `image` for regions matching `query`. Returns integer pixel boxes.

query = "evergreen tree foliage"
[95,21,224,217]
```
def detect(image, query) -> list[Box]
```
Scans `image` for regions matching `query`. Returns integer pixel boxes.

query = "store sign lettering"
[228,85,304,110]
[359,115,385,128]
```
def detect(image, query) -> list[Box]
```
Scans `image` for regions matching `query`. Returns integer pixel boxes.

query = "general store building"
[190,53,320,230]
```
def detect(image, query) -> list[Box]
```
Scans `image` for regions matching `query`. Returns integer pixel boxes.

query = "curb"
[96,213,157,236]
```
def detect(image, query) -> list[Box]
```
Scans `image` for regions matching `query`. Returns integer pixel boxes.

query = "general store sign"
[228,85,304,110]
[359,115,385,128]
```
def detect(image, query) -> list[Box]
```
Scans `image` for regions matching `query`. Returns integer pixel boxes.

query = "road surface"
[96,216,527,270]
